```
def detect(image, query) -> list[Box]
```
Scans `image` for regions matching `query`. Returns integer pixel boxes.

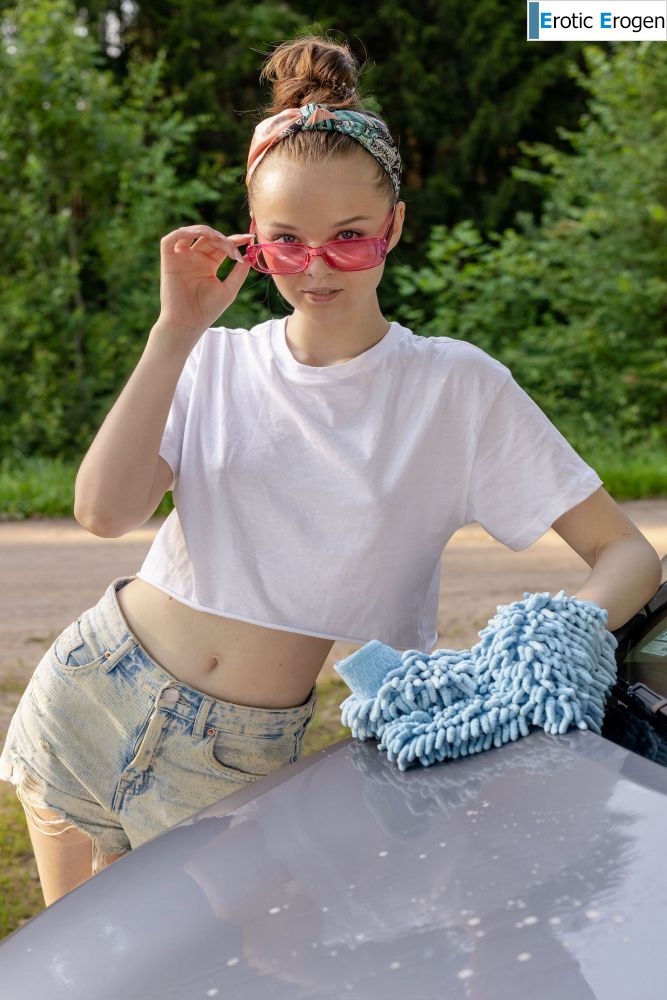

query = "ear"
[387,200,406,253]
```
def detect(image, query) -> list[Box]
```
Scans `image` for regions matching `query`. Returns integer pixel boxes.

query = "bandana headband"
[245,102,402,201]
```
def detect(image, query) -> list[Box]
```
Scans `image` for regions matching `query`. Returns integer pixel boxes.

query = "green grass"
[0,674,352,943]
[589,451,667,501]
[0,456,173,521]
[0,782,44,940]
[1,449,666,521]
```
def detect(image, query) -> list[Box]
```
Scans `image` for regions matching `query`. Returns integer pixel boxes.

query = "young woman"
[0,35,660,909]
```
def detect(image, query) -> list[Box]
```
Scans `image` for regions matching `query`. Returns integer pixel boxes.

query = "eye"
[271,229,363,243]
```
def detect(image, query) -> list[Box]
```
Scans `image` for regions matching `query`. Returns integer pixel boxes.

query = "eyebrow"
[268,215,373,229]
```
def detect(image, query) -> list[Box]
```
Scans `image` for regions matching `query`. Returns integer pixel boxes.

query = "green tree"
[79,0,595,236]
[0,0,262,459]
[67,2,603,320]
[391,43,667,454]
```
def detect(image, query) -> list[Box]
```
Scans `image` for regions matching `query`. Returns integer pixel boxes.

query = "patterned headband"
[246,102,402,201]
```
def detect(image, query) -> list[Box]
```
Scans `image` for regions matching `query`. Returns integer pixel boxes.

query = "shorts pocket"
[202,727,298,784]
[51,616,109,674]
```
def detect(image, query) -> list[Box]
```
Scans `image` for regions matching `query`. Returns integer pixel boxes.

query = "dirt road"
[2,500,666,743]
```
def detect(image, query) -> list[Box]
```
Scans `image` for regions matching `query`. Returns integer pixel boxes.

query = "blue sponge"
[333,590,618,771]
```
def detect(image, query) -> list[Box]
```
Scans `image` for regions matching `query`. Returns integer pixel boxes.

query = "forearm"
[572,536,663,632]
[74,322,191,532]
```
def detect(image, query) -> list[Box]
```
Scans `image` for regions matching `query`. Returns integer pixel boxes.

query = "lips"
[304,289,340,293]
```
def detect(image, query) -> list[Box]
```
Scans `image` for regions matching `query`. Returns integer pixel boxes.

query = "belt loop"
[155,679,179,705]
[192,696,215,738]
[100,634,138,673]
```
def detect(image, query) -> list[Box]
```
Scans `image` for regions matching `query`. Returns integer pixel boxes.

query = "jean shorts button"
[162,688,180,704]
[104,651,111,658]
[206,727,216,736]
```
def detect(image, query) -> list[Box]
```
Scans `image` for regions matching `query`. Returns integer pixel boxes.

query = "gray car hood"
[1,730,666,998]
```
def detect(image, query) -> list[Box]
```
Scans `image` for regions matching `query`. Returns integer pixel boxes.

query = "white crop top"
[136,315,603,651]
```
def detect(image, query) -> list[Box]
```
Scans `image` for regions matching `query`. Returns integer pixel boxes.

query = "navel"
[208,655,220,671]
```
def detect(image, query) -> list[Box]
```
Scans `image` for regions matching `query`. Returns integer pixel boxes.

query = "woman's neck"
[284,305,392,367]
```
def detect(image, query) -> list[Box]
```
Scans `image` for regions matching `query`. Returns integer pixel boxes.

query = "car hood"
[1,730,666,998]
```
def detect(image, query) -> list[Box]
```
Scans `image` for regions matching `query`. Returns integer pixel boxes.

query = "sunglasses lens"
[255,245,308,273]
[326,241,382,270]
[249,239,384,274]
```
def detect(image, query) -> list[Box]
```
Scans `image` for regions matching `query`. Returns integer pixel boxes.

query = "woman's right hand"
[153,224,254,352]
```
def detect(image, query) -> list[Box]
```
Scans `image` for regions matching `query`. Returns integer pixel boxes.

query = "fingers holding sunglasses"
[163,226,254,262]
[194,233,253,263]
[197,235,249,264]
[209,231,255,263]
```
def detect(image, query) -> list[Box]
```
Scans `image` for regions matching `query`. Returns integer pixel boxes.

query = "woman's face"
[249,152,405,318]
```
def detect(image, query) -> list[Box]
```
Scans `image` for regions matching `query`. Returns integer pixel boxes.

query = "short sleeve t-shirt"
[136,315,603,651]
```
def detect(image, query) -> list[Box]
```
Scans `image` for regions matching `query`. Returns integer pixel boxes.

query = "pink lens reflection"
[254,239,383,274]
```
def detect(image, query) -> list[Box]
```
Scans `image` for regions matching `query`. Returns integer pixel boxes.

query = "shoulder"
[185,317,269,363]
[395,325,512,395]
[198,316,272,357]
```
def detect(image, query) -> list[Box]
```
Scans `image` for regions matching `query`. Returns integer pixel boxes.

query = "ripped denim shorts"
[0,576,318,873]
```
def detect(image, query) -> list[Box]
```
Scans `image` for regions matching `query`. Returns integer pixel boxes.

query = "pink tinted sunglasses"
[245,205,397,274]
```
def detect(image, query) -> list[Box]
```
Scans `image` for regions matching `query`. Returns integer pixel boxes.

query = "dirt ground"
[1,499,666,744]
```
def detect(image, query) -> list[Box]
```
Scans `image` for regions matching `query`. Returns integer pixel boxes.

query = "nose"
[303,245,337,277]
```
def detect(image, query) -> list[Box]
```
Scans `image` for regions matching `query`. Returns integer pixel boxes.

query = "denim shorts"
[0,575,318,872]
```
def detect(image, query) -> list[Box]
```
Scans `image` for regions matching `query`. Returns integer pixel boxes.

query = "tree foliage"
[0,0,263,459]
[79,0,593,236]
[392,42,667,455]
[0,2,663,467]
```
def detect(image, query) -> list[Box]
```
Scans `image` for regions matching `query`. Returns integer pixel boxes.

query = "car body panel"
[1,729,666,998]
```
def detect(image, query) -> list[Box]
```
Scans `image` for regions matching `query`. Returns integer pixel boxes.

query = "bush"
[0,0,264,462]
[391,43,667,457]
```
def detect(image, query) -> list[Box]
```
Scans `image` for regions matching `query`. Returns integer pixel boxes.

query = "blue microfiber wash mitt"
[333,591,618,771]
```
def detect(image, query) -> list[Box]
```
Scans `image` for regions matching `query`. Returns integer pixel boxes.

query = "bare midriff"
[116,577,335,709]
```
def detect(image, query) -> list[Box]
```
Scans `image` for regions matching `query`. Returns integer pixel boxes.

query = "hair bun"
[258,34,364,115]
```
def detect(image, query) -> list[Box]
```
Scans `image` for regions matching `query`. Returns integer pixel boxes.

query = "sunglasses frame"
[245,205,397,274]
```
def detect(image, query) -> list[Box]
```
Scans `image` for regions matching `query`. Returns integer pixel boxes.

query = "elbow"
[639,534,664,580]
[74,486,123,537]
[74,506,123,538]
[635,539,664,605]
[651,548,665,594]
